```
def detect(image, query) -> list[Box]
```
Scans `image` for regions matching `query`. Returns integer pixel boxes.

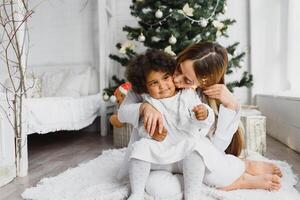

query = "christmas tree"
[108,0,253,96]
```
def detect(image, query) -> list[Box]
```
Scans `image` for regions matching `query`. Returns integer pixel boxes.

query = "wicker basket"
[113,124,133,147]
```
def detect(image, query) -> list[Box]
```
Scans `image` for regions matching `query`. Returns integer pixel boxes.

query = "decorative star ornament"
[182,3,194,17]
[164,45,176,56]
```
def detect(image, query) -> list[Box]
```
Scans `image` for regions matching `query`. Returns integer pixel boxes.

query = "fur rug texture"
[22,148,300,200]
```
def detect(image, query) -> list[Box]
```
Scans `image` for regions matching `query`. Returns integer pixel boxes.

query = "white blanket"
[22,149,300,200]
[23,94,101,134]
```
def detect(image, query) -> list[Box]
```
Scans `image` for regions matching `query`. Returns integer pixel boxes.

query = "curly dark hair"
[126,49,176,94]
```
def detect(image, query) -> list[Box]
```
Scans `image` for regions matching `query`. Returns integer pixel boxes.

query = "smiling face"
[173,59,202,89]
[146,70,176,99]
[173,58,223,90]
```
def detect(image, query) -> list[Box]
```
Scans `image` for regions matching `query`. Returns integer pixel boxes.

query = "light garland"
[140,0,220,28]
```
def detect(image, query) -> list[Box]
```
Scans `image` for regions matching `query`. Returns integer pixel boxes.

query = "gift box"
[241,106,267,155]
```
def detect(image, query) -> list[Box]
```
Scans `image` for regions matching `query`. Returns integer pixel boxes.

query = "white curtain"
[250,0,300,97]
[287,0,300,94]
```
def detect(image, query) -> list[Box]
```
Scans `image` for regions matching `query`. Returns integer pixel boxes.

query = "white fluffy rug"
[22,148,300,200]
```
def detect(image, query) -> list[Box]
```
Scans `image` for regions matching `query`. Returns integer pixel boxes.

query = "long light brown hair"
[176,42,244,157]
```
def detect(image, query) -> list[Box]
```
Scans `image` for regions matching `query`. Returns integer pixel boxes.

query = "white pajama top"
[117,89,244,184]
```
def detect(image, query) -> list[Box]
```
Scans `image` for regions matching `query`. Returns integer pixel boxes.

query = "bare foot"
[219,173,281,191]
[245,160,283,177]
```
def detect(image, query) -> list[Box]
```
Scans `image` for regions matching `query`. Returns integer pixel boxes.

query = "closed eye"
[148,81,158,87]
[163,74,171,80]
[184,77,194,85]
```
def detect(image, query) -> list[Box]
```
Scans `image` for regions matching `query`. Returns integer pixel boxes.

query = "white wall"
[110,0,138,82]
[219,0,250,104]
[28,0,99,68]
[112,0,251,104]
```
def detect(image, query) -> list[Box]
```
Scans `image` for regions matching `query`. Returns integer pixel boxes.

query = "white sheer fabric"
[287,0,300,95]
[250,0,300,97]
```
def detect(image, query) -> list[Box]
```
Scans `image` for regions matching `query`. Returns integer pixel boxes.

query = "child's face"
[146,70,176,99]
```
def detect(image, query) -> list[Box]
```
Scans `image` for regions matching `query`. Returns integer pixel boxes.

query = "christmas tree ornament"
[200,19,208,27]
[109,0,253,93]
[109,95,117,103]
[103,93,109,101]
[119,41,135,54]
[155,9,163,18]
[233,49,237,56]
[193,34,202,42]
[168,35,177,44]
[212,20,224,30]
[138,32,146,42]
[142,8,151,14]
[151,36,160,42]
[182,3,194,17]
[164,45,176,56]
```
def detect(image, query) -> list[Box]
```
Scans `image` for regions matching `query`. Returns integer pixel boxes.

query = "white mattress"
[23,94,101,134]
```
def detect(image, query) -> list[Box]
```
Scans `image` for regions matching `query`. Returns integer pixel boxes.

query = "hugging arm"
[118,91,143,128]
[118,91,164,136]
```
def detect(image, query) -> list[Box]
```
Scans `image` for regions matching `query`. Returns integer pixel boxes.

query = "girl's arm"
[203,84,239,111]
[203,84,240,151]
[190,103,215,128]
[118,91,164,135]
[117,91,143,128]
[210,104,241,152]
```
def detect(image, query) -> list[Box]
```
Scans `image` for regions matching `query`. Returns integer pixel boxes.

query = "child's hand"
[152,127,167,142]
[192,104,208,120]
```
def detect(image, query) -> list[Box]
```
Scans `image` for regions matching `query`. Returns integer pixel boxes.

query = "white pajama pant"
[149,153,245,188]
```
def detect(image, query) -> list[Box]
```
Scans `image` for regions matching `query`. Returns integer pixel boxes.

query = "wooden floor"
[0,129,299,200]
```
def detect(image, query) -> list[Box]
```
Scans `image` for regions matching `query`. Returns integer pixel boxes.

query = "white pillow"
[55,71,84,97]
[40,67,90,97]
[41,70,67,97]
[78,67,91,96]
[55,67,91,97]
[88,67,99,95]
[26,72,42,98]
[145,171,183,200]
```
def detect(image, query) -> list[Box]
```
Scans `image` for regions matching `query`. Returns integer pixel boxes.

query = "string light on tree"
[109,0,253,93]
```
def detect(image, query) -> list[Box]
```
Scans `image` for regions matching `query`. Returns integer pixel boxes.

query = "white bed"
[24,94,101,134]
[1,64,101,135]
